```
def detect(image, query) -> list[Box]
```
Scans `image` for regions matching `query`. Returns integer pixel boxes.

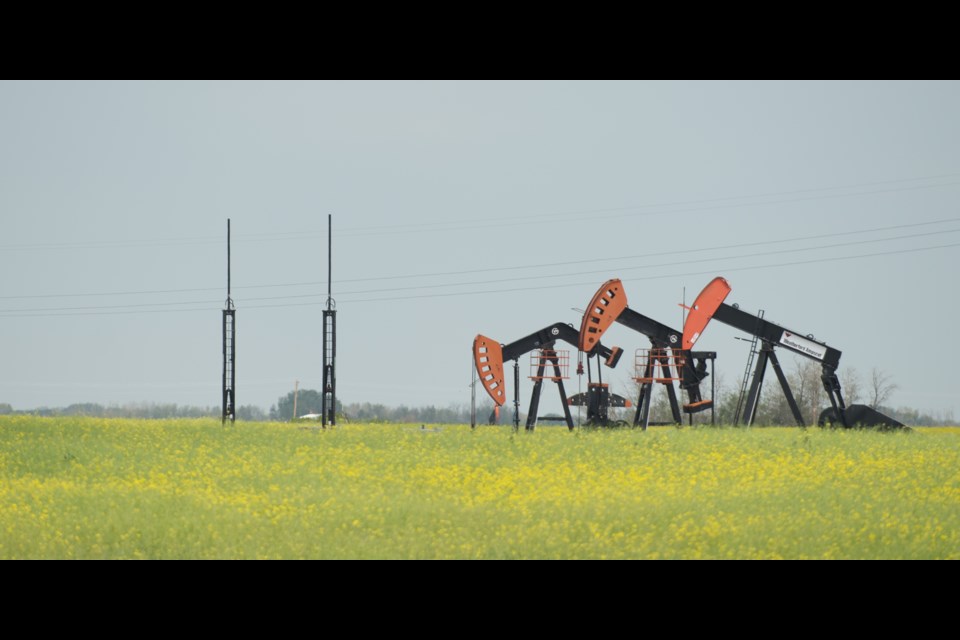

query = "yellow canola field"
[1,416,958,559]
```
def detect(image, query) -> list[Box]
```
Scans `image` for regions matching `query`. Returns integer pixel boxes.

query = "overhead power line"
[338,171,960,233]
[1,241,957,318]
[3,226,957,311]
[333,180,960,239]
[2,217,958,301]
[0,299,217,314]
[336,241,960,304]
[1,171,958,251]
[285,226,960,297]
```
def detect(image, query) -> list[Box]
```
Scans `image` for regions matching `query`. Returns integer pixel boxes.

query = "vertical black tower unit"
[222,219,236,424]
[321,215,336,426]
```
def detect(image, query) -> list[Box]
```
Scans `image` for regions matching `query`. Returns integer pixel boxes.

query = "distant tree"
[339,400,482,425]
[869,368,898,409]
[710,372,737,424]
[645,383,678,424]
[748,357,837,426]
[840,367,861,405]
[753,376,795,425]
[236,405,268,421]
[622,374,681,425]
[0,403,13,415]
[792,359,825,425]
[64,403,106,416]
[272,389,342,421]
[713,372,755,425]
[884,406,955,427]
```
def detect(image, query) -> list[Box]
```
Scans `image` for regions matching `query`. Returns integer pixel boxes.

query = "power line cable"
[310,226,960,296]
[333,172,960,234]
[336,241,960,304]
[334,181,960,238]
[2,241,956,317]
[4,227,957,313]
[3,217,957,300]
[320,218,960,284]
[0,299,218,314]
[2,172,958,250]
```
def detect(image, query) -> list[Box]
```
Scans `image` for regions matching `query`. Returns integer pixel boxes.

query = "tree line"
[269,389,486,424]
[0,393,485,424]
[0,402,268,421]
[1,364,952,426]
[610,362,954,427]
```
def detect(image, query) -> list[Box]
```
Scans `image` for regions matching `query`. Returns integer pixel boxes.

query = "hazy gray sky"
[1,80,958,419]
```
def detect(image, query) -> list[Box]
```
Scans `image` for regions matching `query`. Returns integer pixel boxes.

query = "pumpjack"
[578,279,717,429]
[474,323,623,430]
[683,277,905,429]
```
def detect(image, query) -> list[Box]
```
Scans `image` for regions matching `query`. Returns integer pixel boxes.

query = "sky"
[1,80,958,420]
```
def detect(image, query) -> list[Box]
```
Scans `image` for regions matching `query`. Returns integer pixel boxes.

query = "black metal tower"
[321,214,337,427]
[222,219,236,424]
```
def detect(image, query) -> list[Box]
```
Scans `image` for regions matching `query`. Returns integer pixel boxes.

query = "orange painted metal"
[579,279,629,351]
[605,346,622,367]
[682,277,732,350]
[634,347,685,383]
[528,349,570,381]
[474,334,506,406]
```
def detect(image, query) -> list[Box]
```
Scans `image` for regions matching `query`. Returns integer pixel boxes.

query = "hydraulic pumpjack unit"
[684,277,905,429]
[579,279,716,429]
[474,323,623,431]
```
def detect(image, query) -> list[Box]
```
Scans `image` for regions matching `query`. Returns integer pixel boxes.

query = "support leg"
[658,352,682,425]
[633,357,655,427]
[549,353,576,431]
[742,347,770,426]
[526,352,549,431]
[513,360,520,432]
[769,349,804,427]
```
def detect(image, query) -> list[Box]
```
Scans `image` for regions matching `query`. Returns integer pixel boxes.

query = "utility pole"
[470,353,477,429]
[293,379,299,421]
[222,219,236,425]
[321,214,337,427]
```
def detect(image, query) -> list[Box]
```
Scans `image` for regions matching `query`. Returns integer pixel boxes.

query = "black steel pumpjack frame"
[603,307,716,429]
[712,303,844,427]
[489,323,623,431]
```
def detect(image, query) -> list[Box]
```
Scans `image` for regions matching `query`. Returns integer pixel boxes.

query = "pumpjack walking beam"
[474,323,623,431]
[684,277,905,429]
[579,279,715,427]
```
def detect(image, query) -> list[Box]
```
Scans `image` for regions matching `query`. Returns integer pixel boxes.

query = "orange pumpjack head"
[473,334,506,407]
[682,276,732,350]
[579,279,628,352]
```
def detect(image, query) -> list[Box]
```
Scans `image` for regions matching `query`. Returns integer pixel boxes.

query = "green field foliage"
[1,416,958,559]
